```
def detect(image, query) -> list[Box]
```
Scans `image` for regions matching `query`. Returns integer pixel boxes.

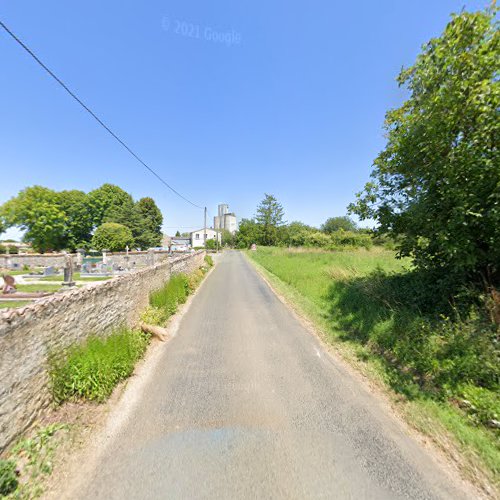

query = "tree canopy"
[350,6,499,287]
[1,186,68,252]
[0,184,164,253]
[255,194,286,246]
[91,223,134,252]
[321,216,357,233]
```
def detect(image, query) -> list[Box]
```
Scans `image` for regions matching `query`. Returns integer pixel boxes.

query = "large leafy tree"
[91,223,134,252]
[321,216,357,233]
[57,190,93,249]
[350,7,499,286]
[1,186,68,252]
[87,184,134,228]
[255,194,286,246]
[104,197,163,249]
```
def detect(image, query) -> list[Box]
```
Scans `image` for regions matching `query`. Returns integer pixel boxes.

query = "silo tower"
[218,204,229,218]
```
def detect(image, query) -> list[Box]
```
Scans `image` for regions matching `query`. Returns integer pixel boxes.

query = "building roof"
[191,228,219,234]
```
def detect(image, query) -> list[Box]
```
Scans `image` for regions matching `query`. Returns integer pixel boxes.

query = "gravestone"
[76,249,85,271]
[147,249,155,267]
[42,266,56,277]
[61,253,76,287]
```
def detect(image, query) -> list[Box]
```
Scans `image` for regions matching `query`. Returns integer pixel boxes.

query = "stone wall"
[0,251,205,453]
[104,250,170,269]
[0,250,172,270]
[0,253,71,270]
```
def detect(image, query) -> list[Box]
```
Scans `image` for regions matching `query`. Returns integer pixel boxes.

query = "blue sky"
[0,0,488,238]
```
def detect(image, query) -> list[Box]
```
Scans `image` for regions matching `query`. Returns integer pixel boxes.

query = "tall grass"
[49,328,149,403]
[149,274,189,316]
[143,261,213,326]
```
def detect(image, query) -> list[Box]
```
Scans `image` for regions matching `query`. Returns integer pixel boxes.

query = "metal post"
[204,207,207,249]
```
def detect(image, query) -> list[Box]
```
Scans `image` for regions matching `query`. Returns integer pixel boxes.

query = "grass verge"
[49,328,150,404]
[246,247,499,495]
[141,256,213,327]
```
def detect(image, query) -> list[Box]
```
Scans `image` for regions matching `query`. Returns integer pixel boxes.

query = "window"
[195,234,199,240]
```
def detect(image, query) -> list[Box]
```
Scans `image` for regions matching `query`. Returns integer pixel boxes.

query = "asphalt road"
[74,251,467,499]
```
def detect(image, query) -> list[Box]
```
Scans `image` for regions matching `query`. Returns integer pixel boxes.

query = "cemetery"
[0,248,172,310]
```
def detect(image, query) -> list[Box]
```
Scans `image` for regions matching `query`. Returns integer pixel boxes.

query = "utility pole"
[204,207,207,248]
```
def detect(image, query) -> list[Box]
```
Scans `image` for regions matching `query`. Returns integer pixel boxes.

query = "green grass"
[0,300,32,309]
[142,265,212,326]
[16,284,62,293]
[39,272,113,282]
[49,328,149,404]
[246,247,499,490]
[2,269,29,276]
[142,274,190,326]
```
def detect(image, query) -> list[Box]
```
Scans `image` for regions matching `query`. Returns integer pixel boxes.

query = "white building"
[190,228,222,248]
[213,203,238,234]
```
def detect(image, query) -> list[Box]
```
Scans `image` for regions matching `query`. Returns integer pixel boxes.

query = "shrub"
[330,270,499,396]
[91,223,133,252]
[0,244,6,254]
[205,238,217,250]
[204,255,214,267]
[457,384,500,427]
[140,305,169,326]
[0,459,18,496]
[49,328,149,403]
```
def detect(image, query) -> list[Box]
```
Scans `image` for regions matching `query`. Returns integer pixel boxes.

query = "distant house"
[170,237,191,252]
[190,228,221,248]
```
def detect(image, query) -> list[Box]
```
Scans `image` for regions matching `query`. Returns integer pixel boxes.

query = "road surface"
[72,251,467,499]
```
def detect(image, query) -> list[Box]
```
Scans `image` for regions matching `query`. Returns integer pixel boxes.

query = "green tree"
[135,197,163,248]
[350,7,500,287]
[221,229,235,247]
[104,196,163,249]
[58,190,93,250]
[91,223,133,252]
[175,230,181,237]
[1,186,68,252]
[283,221,316,247]
[87,184,134,228]
[235,218,260,248]
[255,194,286,246]
[321,216,357,233]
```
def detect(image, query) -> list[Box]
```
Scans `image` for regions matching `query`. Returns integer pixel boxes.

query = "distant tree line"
[232,194,372,250]
[0,184,163,253]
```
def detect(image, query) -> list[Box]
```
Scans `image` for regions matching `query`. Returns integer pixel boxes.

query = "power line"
[0,19,204,210]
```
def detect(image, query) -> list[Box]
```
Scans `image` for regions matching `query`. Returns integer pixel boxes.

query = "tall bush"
[350,7,500,289]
